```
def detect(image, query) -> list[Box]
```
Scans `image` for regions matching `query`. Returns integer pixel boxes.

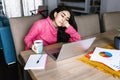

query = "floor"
[0,49,19,80]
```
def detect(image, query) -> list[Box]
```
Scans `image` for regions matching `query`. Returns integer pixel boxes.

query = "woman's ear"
[54,12,57,18]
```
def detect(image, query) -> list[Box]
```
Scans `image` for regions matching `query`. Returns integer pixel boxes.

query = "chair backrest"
[102,11,120,32]
[9,15,43,62]
[74,14,100,38]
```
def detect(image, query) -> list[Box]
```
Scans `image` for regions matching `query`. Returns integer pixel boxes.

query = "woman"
[24,6,81,50]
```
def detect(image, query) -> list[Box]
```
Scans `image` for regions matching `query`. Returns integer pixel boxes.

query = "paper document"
[24,54,48,70]
[90,47,120,71]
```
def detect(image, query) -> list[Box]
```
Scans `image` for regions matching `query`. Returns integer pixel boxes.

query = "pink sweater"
[24,17,81,50]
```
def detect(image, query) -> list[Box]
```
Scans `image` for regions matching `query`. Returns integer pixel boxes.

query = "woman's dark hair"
[49,6,78,43]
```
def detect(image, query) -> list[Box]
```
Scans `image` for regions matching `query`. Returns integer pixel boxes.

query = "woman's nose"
[62,18,66,22]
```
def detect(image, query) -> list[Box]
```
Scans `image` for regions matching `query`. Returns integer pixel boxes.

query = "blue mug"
[32,40,43,53]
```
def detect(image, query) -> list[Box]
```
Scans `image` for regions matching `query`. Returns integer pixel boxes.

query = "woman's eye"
[61,15,64,17]
[65,18,69,21]
[61,14,69,21]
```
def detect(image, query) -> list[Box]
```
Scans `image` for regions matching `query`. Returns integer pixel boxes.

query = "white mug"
[32,40,43,53]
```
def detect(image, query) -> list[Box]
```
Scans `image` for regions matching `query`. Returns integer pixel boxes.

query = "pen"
[36,54,43,63]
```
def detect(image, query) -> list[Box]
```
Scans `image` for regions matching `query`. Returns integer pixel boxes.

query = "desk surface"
[20,30,120,80]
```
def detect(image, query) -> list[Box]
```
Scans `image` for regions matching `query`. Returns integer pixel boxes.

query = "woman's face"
[53,10,70,27]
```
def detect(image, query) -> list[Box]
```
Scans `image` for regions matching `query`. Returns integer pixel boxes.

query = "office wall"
[47,0,58,14]
[10,0,119,16]
[100,0,120,15]
[58,0,90,13]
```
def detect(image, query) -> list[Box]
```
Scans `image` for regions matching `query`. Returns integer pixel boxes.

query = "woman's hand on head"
[62,21,70,28]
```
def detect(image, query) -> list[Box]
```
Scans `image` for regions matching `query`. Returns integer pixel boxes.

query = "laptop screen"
[44,43,63,59]
[45,47,61,59]
[44,37,96,61]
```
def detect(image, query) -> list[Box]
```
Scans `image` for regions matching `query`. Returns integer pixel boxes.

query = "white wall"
[100,0,120,15]
[2,0,22,17]
[22,0,43,16]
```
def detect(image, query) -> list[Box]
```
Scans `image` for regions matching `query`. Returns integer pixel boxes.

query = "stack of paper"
[90,47,120,71]
[24,54,48,70]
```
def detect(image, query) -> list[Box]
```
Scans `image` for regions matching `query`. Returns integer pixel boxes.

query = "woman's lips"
[59,21,63,25]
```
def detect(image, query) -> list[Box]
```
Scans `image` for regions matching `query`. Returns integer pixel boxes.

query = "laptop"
[45,37,96,61]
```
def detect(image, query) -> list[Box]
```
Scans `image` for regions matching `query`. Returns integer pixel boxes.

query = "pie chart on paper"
[99,51,112,58]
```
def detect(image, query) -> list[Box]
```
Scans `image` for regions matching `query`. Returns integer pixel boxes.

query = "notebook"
[24,54,48,70]
[45,37,96,61]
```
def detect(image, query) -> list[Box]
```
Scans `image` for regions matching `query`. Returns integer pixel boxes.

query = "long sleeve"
[24,17,58,50]
[24,21,42,50]
[24,17,81,50]
[65,25,81,42]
